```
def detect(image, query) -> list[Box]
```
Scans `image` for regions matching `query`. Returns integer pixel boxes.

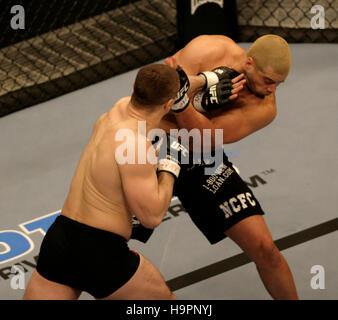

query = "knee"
[169,292,177,300]
[252,239,282,269]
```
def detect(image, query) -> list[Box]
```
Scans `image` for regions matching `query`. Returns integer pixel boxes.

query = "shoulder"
[181,35,236,56]
[263,93,277,121]
[187,35,236,47]
[176,35,242,72]
[113,96,130,108]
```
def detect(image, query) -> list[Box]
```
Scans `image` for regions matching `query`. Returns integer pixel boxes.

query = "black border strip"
[167,218,338,291]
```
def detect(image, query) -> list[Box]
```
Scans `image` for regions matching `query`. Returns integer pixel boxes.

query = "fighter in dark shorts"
[36,215,141,299]
[159,34,299,299]
[23,64,189,300]
[174,150,264,245]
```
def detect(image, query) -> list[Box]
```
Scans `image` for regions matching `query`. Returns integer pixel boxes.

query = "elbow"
[147,217,162,229]
[219,122,252,144]
[222,134,246,144]
[131,197,170,229]
[208,129,244,145]
[136,207,164,229]
[138,215,162,229]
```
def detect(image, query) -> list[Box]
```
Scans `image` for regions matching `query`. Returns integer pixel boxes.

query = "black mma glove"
[199,66,240,90]
[130,216,154,243]
[171,66,190,113]
[157,134,190,179]
[193,67,240,113]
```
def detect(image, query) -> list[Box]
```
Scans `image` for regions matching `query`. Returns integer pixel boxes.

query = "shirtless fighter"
[23,64,189,300]
[161,34,299,300]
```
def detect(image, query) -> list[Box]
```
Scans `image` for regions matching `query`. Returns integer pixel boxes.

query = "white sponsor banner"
[191,0,223,15]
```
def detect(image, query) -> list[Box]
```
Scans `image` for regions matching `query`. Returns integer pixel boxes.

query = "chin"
[247,82,266,98]
[254,90,266,98]
[263,92,272,96]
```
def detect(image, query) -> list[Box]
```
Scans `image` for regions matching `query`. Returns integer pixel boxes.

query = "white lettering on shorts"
[219,192,257,219]
[202,163,234,194]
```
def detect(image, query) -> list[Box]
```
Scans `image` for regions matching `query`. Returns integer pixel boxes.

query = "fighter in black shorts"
[156,34,298,299]
[23,64,189,300]
[174,149,265,245]
[35,215,142,299]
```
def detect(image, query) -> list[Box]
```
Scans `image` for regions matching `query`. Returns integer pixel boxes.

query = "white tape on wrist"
[158,159,180,178]
[200,71,219,89]
[192,92,206,113]
[171,93,189,112]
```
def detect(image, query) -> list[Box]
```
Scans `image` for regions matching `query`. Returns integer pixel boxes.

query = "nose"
[267,84,277,94]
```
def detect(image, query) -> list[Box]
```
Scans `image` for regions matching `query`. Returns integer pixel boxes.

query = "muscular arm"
[170,35,230,74]
[168,35,277,145]
[118,141,175,229]
[174,93,277,146]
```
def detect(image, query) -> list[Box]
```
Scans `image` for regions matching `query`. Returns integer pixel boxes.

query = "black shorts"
[174,150,265,244]
[36,215,140,299]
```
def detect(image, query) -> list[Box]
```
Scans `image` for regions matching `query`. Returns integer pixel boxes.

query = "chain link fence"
[237,0,338,42]
[0,0,177,117]
[0,0,337,117]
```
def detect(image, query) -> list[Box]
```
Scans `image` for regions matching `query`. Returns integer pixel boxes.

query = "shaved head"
[247,35,291,76]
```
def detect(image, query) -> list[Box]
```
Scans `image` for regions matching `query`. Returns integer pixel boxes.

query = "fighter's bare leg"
[23,270,82,300]
[225,215,299,300]
[98,254,176,300]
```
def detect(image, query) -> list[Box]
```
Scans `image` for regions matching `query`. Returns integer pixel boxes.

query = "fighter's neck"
[126,102,163,130]
[229,51,247,74]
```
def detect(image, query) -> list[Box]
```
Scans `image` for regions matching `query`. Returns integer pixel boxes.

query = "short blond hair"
[247,34,291,76]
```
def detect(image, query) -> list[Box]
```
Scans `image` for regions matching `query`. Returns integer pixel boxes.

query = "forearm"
[187,75,206,97]
[156,172,175,215]
[174,104,220,149]
[142,172,174,227]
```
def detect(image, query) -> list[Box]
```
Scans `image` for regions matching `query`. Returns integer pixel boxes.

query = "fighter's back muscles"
[89,101,175,230]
